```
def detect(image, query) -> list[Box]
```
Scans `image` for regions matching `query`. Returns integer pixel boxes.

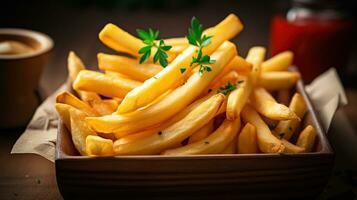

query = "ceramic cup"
[0,28,53,129]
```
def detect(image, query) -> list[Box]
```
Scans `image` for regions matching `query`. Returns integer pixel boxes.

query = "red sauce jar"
[270,0,353,82]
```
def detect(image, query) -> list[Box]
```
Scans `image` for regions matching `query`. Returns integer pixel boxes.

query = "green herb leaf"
[218,82,237,95]
[139,50,151,64]
[180,67,186,74]
[137,29,171,68]
[186,16,214,75]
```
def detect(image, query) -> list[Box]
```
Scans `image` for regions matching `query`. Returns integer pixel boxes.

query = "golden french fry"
[68,51,85,83]
[90,99,118,115]
[226,46,266,120]
[188,120,214,144]
[241,104,284,153]
[296,125,316,152]
[55,103,73,130]
[262,116,278,130]
[228,55,253,73]
[115,92,217,139]
[115,128,158,145]
[261,51,293,72]
[98,53,162,81]
[105,70,132,79]
[164,37,187,46]
[164,38,189,54]
[56,91,99,116]
[211,56,252,85]
[170,44,189,54]
[87,42,236,134]
[259,71,300,91]
[274,93,308,140]
[281,139,305,153]
[251,87,299,120]
[238,123,258,154]
[73,70,141,98]
[209,70,239,90]
[67,52,101,101]
[221,137,237,154]
[117,14,243,113]
[86,135,114,156]
[99,23,143,56]
[102,99,119,111]
[99,23,176,62]
[69,107,97,156]
[162,118,241,155]
[113,94,225,155]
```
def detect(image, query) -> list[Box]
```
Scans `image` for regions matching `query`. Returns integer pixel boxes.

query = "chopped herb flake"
[218,82,237,95]
[180,67,186,74]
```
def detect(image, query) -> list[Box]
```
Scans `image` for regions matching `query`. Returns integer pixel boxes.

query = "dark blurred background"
[1,0,357,95]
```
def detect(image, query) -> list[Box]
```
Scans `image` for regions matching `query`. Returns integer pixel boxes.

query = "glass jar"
[270,0,353,82]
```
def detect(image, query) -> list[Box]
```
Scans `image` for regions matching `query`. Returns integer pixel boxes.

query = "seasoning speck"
[157,131,162,136]
[204,141,209,144]
[279,133,285,139]
[208,89,212,93]
[37,179,41,184]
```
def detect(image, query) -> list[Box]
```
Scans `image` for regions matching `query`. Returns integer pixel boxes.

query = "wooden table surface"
[1,1,357,199]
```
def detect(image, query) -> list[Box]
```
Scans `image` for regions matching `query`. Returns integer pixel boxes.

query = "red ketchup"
[270,0,353,82]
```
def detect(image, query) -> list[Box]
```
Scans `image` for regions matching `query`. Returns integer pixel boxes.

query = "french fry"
[209,70,239,90]
[55,103,73,130]
[86,135,114,156]
[221,137,237,154]
[113,94,225,155]
[226,46,266,120]
[87,42,236,134]
[238,123,258,154]
[262,116,278,130]
[115,93,217,140]
[99,23,177,62]
[98,53,162,81]
[228,55,253,73]
[296,125,316,152]
[259,71,300,91]
[99,23,143,56]
[105,70,132,79]
[164,38,189,54]
[274,93,308,140]
[162,118,241,155]
[163,37,187,46]
[188,120,214,144]
[73,70,141,98]
[68,52,117,115]
[211,56,252,85]
[170,44,188,54]
[117,14,243,113]
[241,104,285,153]
[67,51,101,101]
[69,108,97,155]
[115,128,158,145]
[68,51,85,83]
[102,99,119,111]
[281,139,305,153]
[56,91,99,116]
[251,87,299,120]
[261,51,293,72]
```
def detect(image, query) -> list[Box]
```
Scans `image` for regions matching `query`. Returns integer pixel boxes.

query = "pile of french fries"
[55,14,317,156]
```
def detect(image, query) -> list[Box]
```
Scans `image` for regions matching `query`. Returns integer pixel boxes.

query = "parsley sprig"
[137,29,172,68]
[218,82,237,95]
[187,17,215,75]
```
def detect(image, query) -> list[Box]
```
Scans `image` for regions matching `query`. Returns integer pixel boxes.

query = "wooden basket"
[55,70,334,200]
